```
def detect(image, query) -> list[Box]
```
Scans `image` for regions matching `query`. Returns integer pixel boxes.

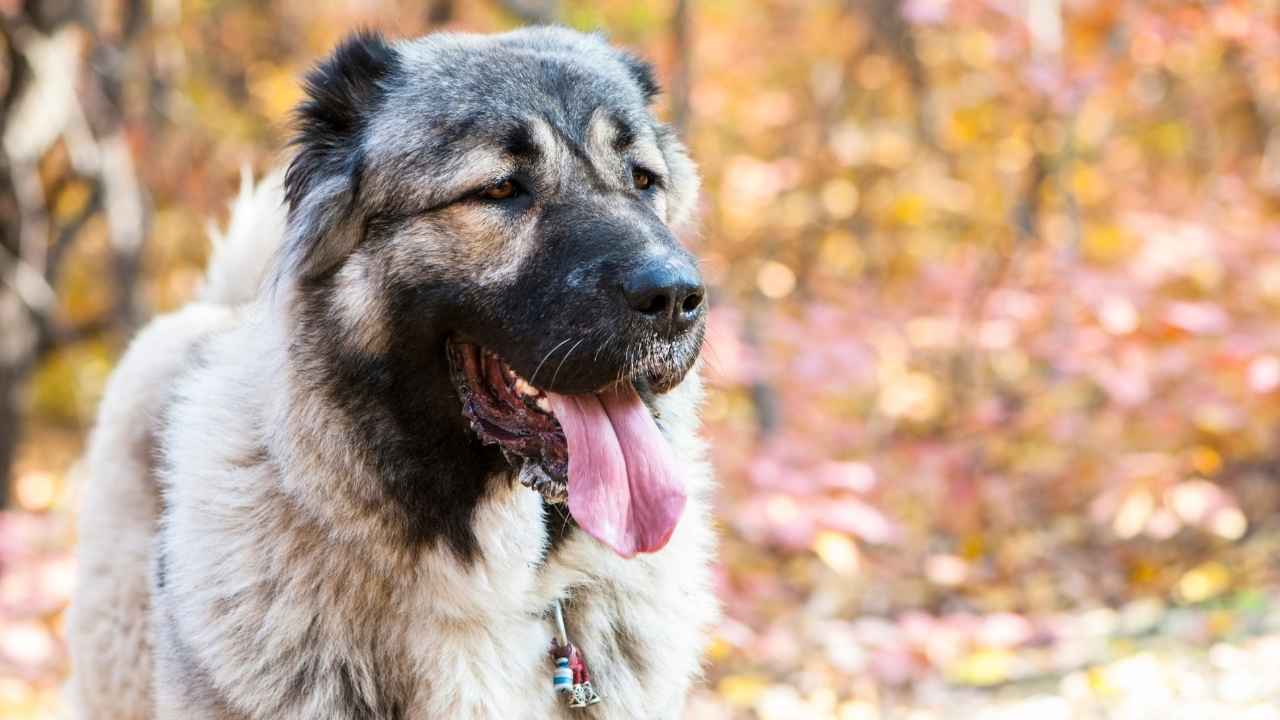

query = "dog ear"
[282,31,399,280]
[609,48,693,225]
[617,50,660,103]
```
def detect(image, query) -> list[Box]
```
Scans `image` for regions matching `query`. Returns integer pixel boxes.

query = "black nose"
[622,256,706,335]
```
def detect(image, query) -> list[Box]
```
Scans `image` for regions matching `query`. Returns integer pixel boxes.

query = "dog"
[66,27,718,719]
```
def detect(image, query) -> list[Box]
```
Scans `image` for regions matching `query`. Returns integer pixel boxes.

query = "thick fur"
[67,27,717,720]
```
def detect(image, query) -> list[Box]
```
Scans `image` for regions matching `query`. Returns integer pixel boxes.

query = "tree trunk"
[0,360,19,507]
[0,3,150,504]
[0,126,29,507]
[1,15,24,502]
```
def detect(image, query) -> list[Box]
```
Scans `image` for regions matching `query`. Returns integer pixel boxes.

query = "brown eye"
[483,179,517,200]
[632,168,653,190]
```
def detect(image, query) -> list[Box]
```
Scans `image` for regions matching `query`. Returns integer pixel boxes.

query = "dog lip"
[446,337,569,485]
[645,369,684,395]
[449,340,556,416]
[446,334,625,397]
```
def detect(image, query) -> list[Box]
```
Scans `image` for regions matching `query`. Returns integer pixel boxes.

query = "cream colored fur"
[66,175,718,718]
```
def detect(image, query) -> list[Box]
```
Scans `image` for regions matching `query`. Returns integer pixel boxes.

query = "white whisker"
[593,331,615,363]
[550,336,588,390]
[530,337,574,387]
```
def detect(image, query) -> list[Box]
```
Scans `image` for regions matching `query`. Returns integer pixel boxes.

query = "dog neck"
[261,281,510,561]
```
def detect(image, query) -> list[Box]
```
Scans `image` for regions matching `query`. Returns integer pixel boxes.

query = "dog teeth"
[514,377,540,397]
[535,397,551,413]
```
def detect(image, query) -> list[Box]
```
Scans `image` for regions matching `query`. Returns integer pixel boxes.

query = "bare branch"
[669,0,692,134]
[496,0,559,25]
[7,156,49,274]
[33,314,115,361]
[0,241,57,314]
[427,0,456,26]
[98,133,146,329]
[862,0,937,147]
[45,181,103,286]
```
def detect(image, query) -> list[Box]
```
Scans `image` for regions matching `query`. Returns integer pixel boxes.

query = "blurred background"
[3,0,1280,717]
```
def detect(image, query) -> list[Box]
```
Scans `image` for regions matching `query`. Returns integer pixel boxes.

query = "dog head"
[280,29,704,557]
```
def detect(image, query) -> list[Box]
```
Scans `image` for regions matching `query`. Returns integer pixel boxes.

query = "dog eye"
[481,179,519,200]
[632,169,654,190]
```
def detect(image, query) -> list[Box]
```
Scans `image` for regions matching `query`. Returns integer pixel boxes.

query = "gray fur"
[67,27,717,720]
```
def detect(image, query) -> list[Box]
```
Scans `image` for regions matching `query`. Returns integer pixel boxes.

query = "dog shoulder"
[69,301,242,718]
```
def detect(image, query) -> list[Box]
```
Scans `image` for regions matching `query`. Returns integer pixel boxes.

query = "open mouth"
[447,338,687,557]
[447,340,570,499]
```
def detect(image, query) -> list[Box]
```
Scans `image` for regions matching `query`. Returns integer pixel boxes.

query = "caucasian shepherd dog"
[67,27,717,719]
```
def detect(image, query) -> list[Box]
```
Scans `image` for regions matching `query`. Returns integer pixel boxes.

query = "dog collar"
[550,600,602,709]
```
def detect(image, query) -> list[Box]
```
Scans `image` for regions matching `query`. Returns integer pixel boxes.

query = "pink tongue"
[547,385,686,558]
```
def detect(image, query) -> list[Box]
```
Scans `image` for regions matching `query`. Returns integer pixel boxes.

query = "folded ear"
[609,48,695,226]
[605,47,695,224]
[616,50,661,103]
[282,31,400,281]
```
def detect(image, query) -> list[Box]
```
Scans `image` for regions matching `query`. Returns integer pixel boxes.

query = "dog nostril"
[623,257,705,332]
[637,293,670,316]
[680,290,704,315]
[623,266,681,317]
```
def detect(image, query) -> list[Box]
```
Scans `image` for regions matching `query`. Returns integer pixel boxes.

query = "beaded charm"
[553,655,574,694]
[550,600,602,709]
